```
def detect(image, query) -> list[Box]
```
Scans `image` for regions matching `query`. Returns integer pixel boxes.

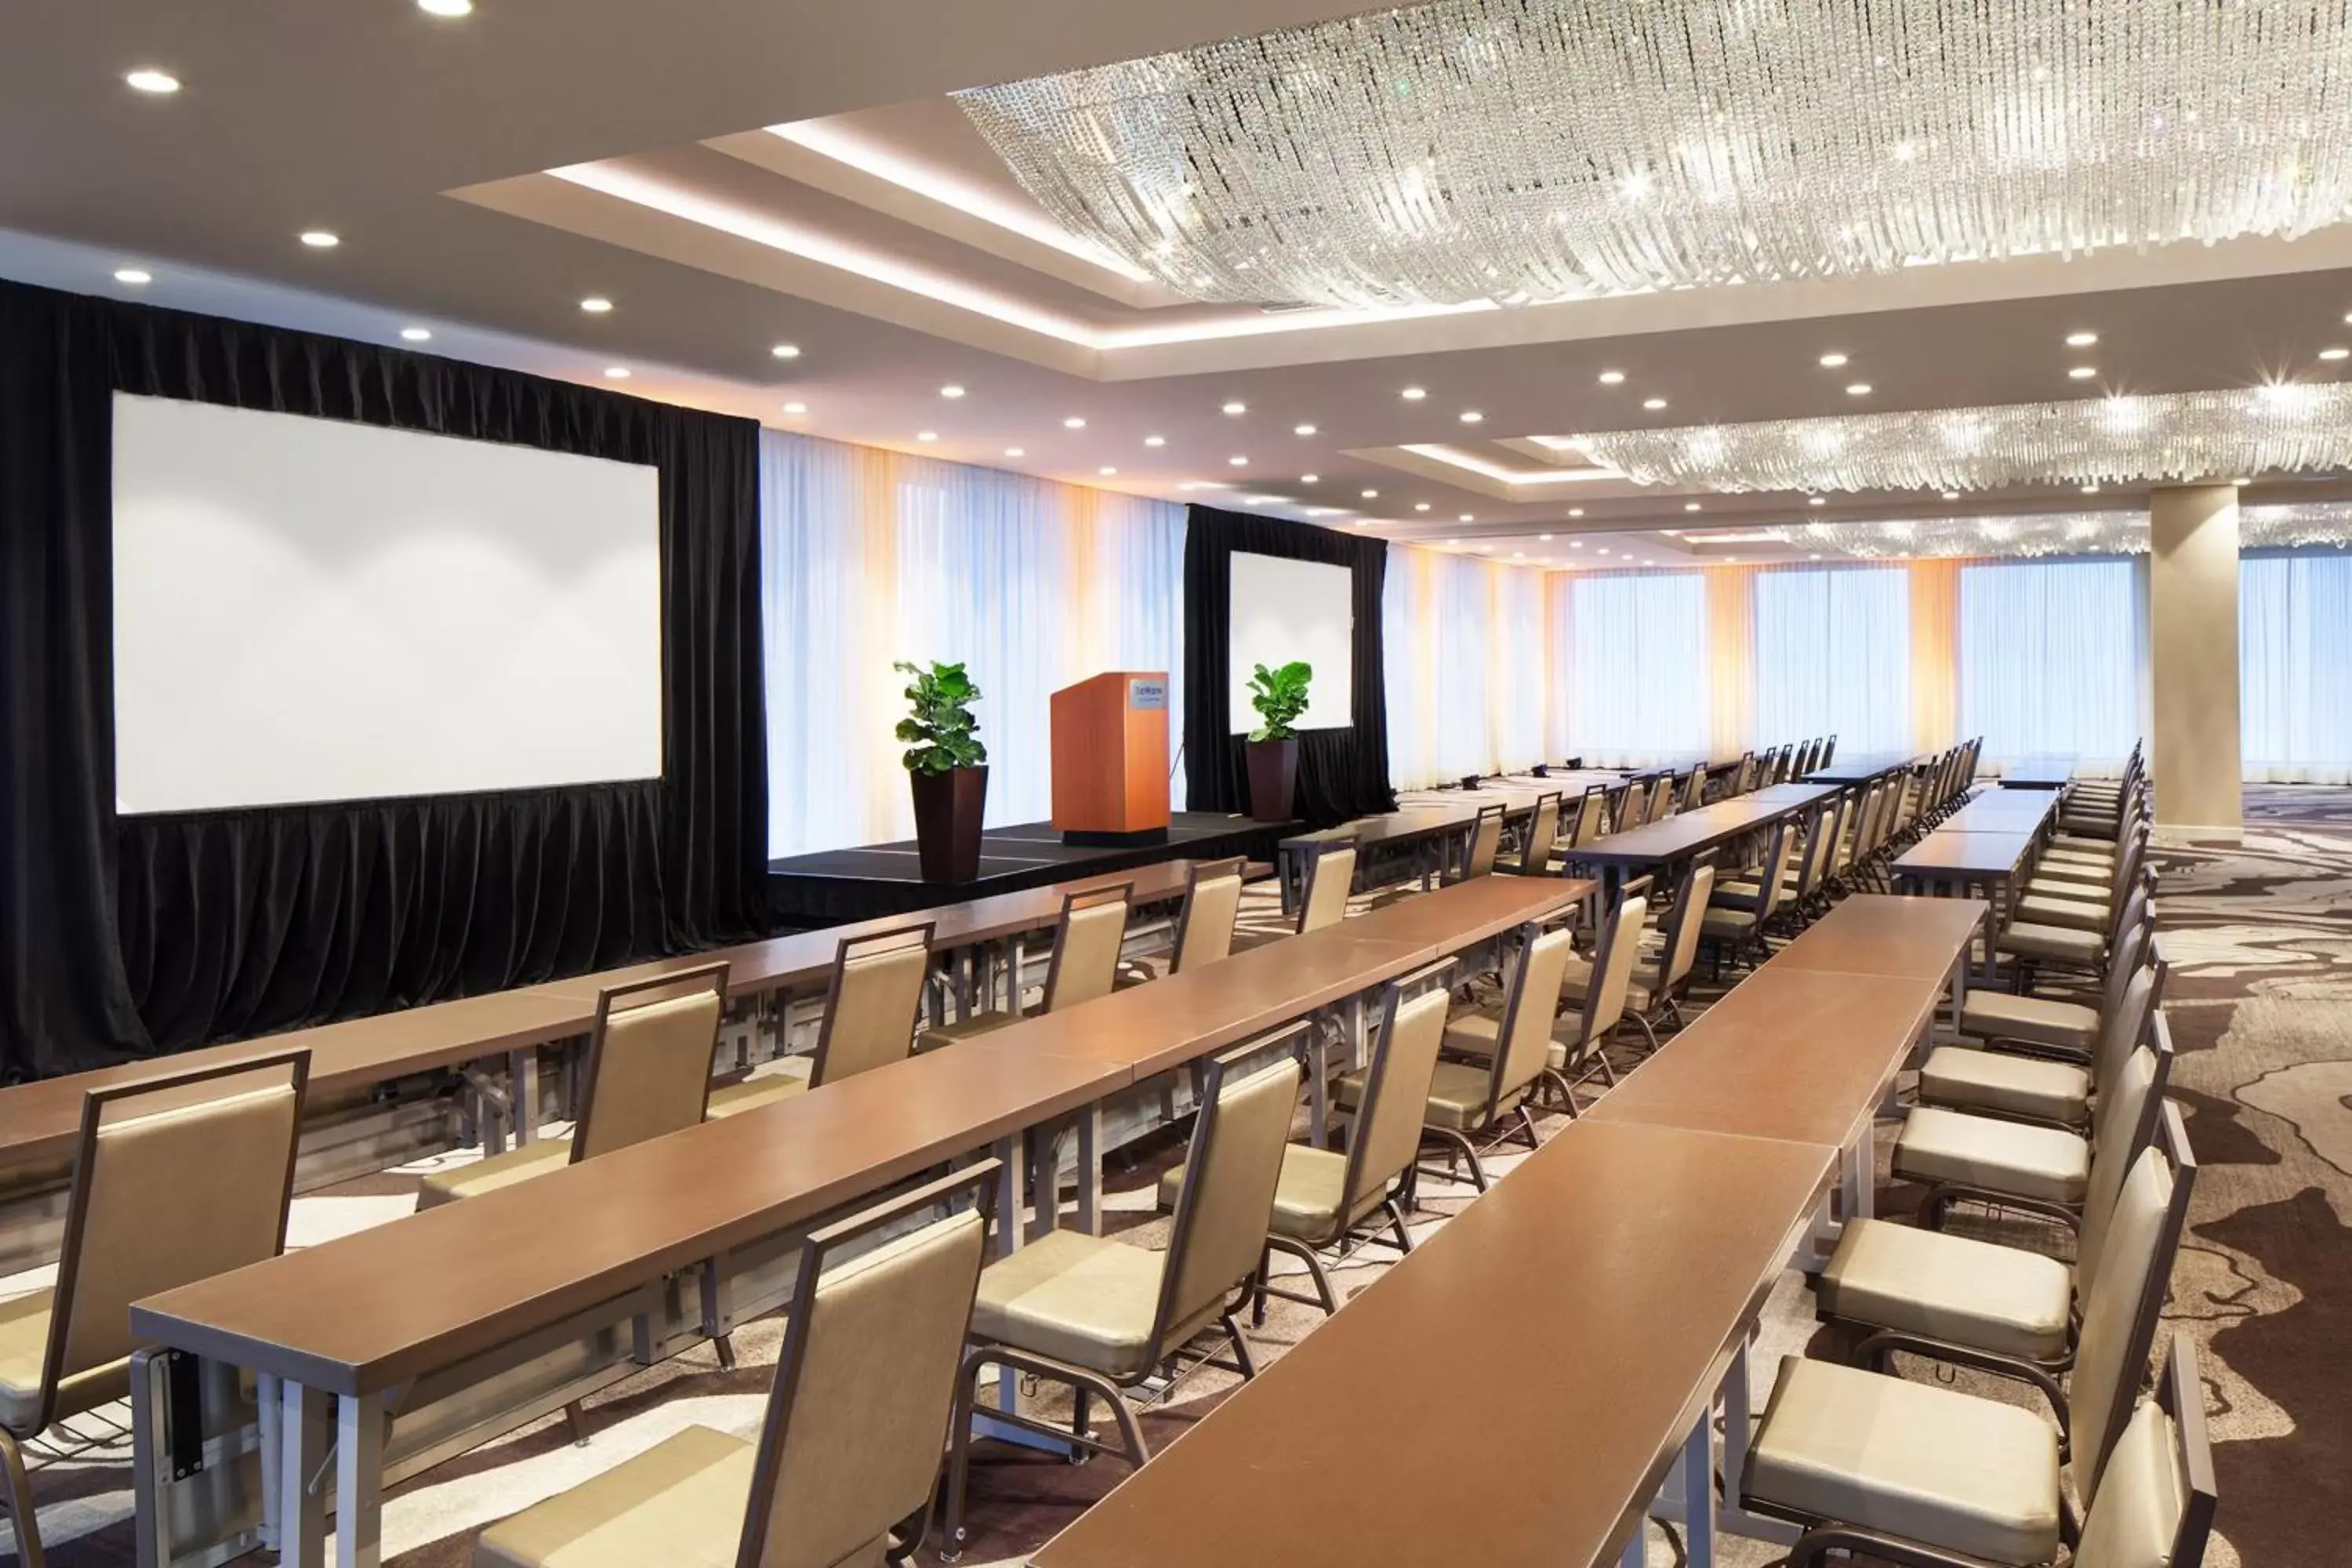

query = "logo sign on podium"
[1127,677,1167,710]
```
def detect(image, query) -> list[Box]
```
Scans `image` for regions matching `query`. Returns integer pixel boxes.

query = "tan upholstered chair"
[419,964,728,1207]
[1117,858,1247,985]
[710,925,935,1118]
[942,1048,1302,1559]
[1563,785,1610,854]
[1160,965,1454,1319]
[474,1163,996,1568]
[0,1053,307,1568]
[1563,857,1715,1036]
[1346,920,1581,1189]
[1462,801,1505,879]
[1615,779,1650,830]
[2015,828,2149,934]
[1999,866,2154,986]
[1496,792,1562,875]
[1703,816,1798,971]
[919,884,1131,1047]
[1926,927,2161,1126]
[1645,771,1675,822]
[1815,1101,2194,1380]
[1717,797,1837,922]
[1680,766,1708,814]
[1292,838,1359,934]
[1746,1165,2206,1568]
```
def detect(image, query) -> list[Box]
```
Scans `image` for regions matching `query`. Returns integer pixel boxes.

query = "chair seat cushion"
[1701,907,1760,938]
[2014,892,2111,931]
[1998,922,2105,966]
[418,1138,575,1209]
[474,1422,753,1567]
[705,1072,808,1119]
[1158,1144,1370,1243]
[1920,1047,2091,1123]
[1745,1356,2061,1566]
[1816,1218,2074,1361]
[969,1228,1165,1380]
[1338,1059,1522,1131]
[1439,1007,1580,1074]
[1892,1107,2089,1203]
[1958,992,2099,1053]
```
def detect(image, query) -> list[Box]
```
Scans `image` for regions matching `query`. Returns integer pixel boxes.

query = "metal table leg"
[276,1380,329,1568]
[336,1392,388,1568]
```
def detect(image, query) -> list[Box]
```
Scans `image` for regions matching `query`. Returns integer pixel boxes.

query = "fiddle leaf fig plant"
[894,659,987,775]
[1247,660,1313,742]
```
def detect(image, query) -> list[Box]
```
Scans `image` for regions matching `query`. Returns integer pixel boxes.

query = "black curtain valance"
[0,279,767,1077]
[1181,504,1396,824]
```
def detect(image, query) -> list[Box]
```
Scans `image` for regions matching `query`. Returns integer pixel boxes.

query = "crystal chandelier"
[1566,386,2352,495]
[1722,503,2352,561]
[957,0,2352,309]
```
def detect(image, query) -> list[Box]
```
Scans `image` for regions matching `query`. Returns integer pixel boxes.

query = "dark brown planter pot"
[909,765,988,883]
[1245,739,1299,822]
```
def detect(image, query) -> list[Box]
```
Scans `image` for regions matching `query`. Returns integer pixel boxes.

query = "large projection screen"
[112,394,663,814]
[1227,551,1354,732]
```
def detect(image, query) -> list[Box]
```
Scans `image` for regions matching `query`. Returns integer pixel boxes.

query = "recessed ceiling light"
[771,343,800,358]
[1414,503,1432,512]
[1063,416,1087,429]
[124,68,180,95]
[299,230,340,249]
[1003,445,1023,456]
[1598,547,1611,555]
[1512,550,1525,559]
[1478,545,1494,553]
[2323,347,2352,361]
[939,384,965,398]
[1229,456,1248,466]
[1808,495,1826,506]
[1362,488,1380,499]
[1099,466,1117,475]
[1570,539,1584,547]
[1811,553,1823,561]
[1144,434,1167,447]
[2066,331,2100,347]
[1459,513,1475,522]
[401,327,432,342]
[2081,483,2101,494]
[1941,489,1961,500]
[1294,423,1317,436]
[784,401,808,414]
[1598,370,1626,385]
[1301,474,1319,484]
[916,430,938,442]
[603,366,631,379]
[1459,410,1484,423]
[112,267,151,285]
[1401,387,1427,401]
[1642,397,1668,410]
[2067,366,2097,379]
[418,0,474,14]
[1725,555,1740,564]
[1845,382,1872,396]
[1567,507,1585,517]
[1819,352,1849,368]
[1445,538,1461,546]
[1222,401,1247,415]
[1538,532,1554,541]
[582,297,614,314]
[1683,502,1702,512]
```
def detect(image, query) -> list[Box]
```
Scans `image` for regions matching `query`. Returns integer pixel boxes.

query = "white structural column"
[2147,483,2243,838]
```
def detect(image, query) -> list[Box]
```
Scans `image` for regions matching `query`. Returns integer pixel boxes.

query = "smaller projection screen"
[111,394,664,814]
[1226,551,1355,731]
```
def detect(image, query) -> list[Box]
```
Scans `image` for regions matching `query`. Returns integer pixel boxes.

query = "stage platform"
[767,812,1292,926]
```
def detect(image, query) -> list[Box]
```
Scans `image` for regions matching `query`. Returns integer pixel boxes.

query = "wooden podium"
[1051,671,1172,845]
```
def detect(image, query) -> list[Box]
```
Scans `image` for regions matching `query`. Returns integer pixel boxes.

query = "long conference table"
[1562,780,1843,900]
[1033,892,1985,1568]
[1893,786,2063,982]
[127,872,1592,1568]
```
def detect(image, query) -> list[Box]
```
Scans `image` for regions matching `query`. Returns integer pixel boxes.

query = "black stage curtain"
[1181,505,1396,824]
[0,279,767,1077]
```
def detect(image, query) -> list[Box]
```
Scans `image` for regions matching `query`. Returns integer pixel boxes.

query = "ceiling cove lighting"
[1569,386,2352,492]
[960,0,2352,308]
[125,68,180,94]
[1401,445,1622,486]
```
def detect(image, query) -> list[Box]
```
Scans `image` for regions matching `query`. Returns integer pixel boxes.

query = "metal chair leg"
[1385,1197,1415,1254]
[713,1333,738,1371]
[1220,1312,1259,1380]
[1265,1235,1340,1315]
[564,1399,591,1448]
[0,1426,43,1568]
[1514,1103,1542,1151]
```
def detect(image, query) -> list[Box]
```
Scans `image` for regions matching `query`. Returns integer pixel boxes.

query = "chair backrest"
[2072,1102,2198,1502]
[1297,839,1359,934]
[2071,1330,2216,1568]
[1517,793,1563,873]
[1570,786,1609,847]
[1044,884,1134,1010]
[1152,1050,1304,1361]
[1617,779,1649,830]
[2079,1018,2174,1298]
[810,924,934,1089]
[1652,858,1718,1001]
[1646,773,1675,822]
[734,1163,995,1568]
[1484,924,1581,1115]
[42,1053,308,1425]
[2090,943,2161,1093]
[1790,800,1836,901]
[1562,894,1648,1069]
[1463,803,1506,879]
[1681,767,1708,812]
[1752,818,1799,921]
[574,964,729,1161]
[1732,753,1757,794]
[1170,858,1248,974]
[1338,970,1455,1228]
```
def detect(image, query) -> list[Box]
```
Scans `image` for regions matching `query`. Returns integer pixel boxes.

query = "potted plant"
[1243,659,1312,821]
[895,659,989,883]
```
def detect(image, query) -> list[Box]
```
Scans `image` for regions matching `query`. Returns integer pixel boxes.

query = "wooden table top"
[131,1043,1131,1396]
[1891,831,2040,880]
[1766,896,1986,980]
[1585,966,1948,1149]
[1280,806,1483,851]
[1804,750,1926,784]
[2000,755,2078,788]
[1030,1121,1834,1568]
[1564,783,1838,866]
[1942,791,2060,830]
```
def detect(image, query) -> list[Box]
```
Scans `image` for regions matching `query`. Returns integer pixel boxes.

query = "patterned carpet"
[6,786,2351,1566]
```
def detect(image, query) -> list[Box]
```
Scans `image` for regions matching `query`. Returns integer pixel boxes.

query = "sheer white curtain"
[1754,565,1911,751]
[1559,572,1710,764]
[2241,550,2352,783]
[1958,558,2144,770]
[1383,548,1548,786]
[761,431,1186,857]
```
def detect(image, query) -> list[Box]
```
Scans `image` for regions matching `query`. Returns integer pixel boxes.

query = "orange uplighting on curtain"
[1907,558,1962,751]
[1705,563,1759,758]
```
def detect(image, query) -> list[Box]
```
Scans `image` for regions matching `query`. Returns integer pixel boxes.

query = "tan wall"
[2148,484,2242,836]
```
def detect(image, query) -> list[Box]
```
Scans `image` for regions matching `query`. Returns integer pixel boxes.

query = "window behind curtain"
[2241,550,2352,782]
[1754,566,1911,751]
[1561,572,1709,763]
[1384,550,1548,786]
[1958,557,2143,768]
